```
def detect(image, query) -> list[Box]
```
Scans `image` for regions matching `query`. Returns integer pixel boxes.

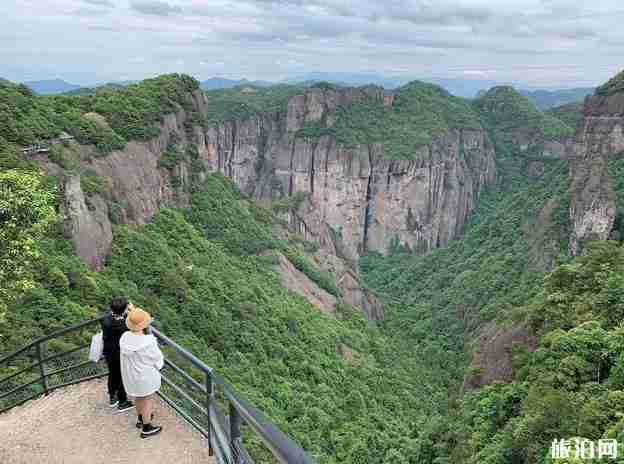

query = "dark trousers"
[105,353,127,403]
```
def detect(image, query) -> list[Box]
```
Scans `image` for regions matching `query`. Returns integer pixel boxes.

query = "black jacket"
[100,312,128,358]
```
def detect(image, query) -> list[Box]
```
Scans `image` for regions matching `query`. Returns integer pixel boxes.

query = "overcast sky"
[1,0,623,87]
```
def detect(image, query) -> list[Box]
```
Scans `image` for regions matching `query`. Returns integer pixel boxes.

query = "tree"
[0,170,57,323]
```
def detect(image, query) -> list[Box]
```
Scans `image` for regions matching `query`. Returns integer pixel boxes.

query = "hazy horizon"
[2,0,623,88]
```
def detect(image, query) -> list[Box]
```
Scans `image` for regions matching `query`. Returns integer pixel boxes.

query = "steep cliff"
[17,79,381,320]
[33,88,208,270]
[454,87,576,389]
[568,89,624,255]
[203,83,497,260]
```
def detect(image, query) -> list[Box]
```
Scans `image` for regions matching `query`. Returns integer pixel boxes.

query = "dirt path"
[0,379,215,464]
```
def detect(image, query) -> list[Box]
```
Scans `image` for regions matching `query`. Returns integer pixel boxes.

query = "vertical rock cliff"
[203,86,497,261]
[32,85,383,320]
[32,89,210,270]
[568,92,624,255]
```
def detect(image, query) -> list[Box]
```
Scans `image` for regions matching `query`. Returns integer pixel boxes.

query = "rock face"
[464,323,536,389]
[314,249,384,321]
[203,87,497,260]
[37,88,383,320]
[270,251,338,315]
[62,176,113,270]
[568,94,624,255]
[56,90,208,269]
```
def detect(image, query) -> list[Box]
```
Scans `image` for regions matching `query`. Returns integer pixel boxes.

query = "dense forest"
[2,71,624,463]
[295,81,483,159]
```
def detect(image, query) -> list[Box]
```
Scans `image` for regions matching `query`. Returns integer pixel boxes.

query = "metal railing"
[0,316,316,464]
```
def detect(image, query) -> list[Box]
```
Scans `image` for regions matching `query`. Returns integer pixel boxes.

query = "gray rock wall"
[202,87,497,259]
[568,95,624,255]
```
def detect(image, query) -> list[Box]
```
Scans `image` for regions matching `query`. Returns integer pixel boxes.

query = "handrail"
[0,316,317,464]
[0,317,107,413]
[0,316,106,365]
[152,326,316,464]
[151,327,213,374]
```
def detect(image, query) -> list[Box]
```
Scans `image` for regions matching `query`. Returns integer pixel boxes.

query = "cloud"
[84,0,114,6]
[87,24,120,31]
[1,0,623,88]
[130,0,181,16]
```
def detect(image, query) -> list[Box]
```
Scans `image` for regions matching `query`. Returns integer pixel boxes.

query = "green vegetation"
[362,158,570,334]
[1,170,458,463]
[204,85,304,126]
[0,74,200,156]
[296,120,335,140]
[295,81,482,160]
[0,170,57,323]
[282,247,341,297]
[89,74,199,140]
[353,74,624,463]
[310,81,341,91]
[608,158,624,241]
[596,69,624,96]
[270,191,308,214]
[521,88,593,110]
[5,69,624,464]
[546,102,585,130]
[475,86,574,144]
[205,80,481,160]
[79,169,105,197]
[158,139,185,170]
[445,241,624,463]
[63,83,128,97]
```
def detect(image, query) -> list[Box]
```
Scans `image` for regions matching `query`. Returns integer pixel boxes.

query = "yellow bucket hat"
[126,307,153,332]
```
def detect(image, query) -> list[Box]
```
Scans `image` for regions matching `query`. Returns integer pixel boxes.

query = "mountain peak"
[595,69,624,96]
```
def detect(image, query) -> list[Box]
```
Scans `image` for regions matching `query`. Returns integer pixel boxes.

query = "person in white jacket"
[120,307,164,438]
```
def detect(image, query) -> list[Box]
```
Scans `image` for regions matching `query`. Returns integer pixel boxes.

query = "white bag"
[89,331,104,362]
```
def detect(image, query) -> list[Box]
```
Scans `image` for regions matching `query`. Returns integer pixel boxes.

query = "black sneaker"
[116,400,135,413]
[141,423,163,438]
[109,396,118,408]
[136,414,154,429]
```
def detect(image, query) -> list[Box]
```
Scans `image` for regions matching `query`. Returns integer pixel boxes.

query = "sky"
[1,0,623,88]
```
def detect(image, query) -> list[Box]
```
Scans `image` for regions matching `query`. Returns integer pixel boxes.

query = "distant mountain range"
[200,77,274,90]
[21,75,595,110]
[23,79,82,95]
[283,72,405,89]
[201,73,503,98]
[519,88,594,110]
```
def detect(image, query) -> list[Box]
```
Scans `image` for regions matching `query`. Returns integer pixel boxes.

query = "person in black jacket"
[101,297,134,412]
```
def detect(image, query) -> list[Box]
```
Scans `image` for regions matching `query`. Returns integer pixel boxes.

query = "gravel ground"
[0,379,215,464]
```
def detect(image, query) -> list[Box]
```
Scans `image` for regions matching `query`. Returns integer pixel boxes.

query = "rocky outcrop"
[568,94,624,255]
[62,176,113,270]
[313,249,384,321]
[36,90,210,269]
[464,323,536,389]
[203,87,497,259]
[34,88,384,319]
[270,251,338,315]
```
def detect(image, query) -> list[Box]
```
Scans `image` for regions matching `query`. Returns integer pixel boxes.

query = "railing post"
[230,402,242,464]
[35,342,49,396]
[206,372,214,456]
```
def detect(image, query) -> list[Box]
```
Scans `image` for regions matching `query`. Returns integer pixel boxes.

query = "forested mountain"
[546,101,585,130]
[520,87,594,110]
[2,68,624,463]
[200,77,274,90]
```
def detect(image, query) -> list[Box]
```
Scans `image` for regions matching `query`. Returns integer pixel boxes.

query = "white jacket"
[119,333,164,397]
